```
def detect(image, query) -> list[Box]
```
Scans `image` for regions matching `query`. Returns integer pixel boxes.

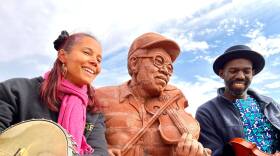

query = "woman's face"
[59,36,102,87]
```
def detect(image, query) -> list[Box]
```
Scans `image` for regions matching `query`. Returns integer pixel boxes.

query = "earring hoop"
[62,63,67,77]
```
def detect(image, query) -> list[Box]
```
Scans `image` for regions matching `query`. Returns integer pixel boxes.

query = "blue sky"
[0,0,279,114]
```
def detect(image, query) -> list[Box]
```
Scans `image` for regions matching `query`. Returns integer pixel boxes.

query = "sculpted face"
[59,36,102,87]
[132,48,173,96]
[219,58,254,99]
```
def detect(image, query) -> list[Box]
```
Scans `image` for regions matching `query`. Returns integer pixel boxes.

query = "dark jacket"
[195,88,280,156]
[0,77,108,156]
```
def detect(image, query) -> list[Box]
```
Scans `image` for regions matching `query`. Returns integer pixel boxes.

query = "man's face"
[133,48,173,96]
[219,58,254,98]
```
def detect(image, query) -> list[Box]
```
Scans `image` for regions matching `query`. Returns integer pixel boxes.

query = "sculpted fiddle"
[96,32,211,156]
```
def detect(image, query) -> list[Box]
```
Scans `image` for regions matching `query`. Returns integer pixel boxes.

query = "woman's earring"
[62,63,67,77]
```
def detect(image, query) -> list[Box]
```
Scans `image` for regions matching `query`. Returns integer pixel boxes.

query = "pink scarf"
[44,73,93,155]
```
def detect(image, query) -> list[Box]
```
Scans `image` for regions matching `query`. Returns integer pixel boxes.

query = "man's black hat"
[213,45,265,75]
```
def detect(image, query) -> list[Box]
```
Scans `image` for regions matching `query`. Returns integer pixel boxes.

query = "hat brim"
[142,40,180,62]
[213,50,265,75]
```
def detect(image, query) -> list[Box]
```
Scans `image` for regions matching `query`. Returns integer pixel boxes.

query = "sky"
[0,0,279,115]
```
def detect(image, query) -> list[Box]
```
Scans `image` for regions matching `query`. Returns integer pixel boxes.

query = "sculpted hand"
[108,148,121,156]
[176,133,211,156]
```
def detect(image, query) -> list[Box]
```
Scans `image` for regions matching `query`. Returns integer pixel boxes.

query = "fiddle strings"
[120,94,181,155]
[166,104,190,134]
[165,103,209,156]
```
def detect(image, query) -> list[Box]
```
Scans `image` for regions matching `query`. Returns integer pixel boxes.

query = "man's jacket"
[195,88,280,156]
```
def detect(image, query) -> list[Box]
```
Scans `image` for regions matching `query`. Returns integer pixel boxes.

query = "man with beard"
[195,45,280,156]
[96,32,211,156]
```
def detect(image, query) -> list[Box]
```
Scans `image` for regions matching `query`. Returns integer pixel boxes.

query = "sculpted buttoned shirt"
[96,81,189,156]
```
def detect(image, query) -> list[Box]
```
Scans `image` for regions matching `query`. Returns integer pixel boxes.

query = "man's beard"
[225,78,251,97]
[138,79,163,97]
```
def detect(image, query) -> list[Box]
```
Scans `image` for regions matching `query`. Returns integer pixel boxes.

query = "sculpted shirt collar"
[119,81,134,103]
[118,80,180,104]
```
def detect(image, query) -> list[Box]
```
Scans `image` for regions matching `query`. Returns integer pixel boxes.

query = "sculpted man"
[96,32,211,156]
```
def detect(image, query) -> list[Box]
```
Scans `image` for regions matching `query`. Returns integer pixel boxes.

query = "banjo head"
[0,119,77,156]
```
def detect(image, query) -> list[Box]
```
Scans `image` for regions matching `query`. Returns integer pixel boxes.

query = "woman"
[0,31,108,156]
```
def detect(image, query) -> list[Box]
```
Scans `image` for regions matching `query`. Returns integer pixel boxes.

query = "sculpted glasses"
[135,54,173,75]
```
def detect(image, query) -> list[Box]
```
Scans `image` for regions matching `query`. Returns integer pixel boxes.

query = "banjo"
[0,119,78,156]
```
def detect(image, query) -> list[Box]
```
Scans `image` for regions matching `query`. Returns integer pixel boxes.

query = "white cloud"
[35,64,52,73]
[184,0,278,39]
[253,70,280,84]
[198,28,218,36]
[50,0,223,53]
[179,37,209,52]
[0,0,227,63]
[2,0,273,64]
[0,0,56,62]
[265,81,280,89]
[256,71,280,91]
[217,18,248,36]
[197,18,250,37]
[248,70,280,95]
[245,24,280,57]
[189,55,216,64]
[95,67,130,88]
[272,58,280,66]
[163,30,210,52]
[248,35,280,57]
[170,75,223,115]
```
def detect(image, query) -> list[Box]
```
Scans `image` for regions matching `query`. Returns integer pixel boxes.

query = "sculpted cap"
[128,32,180,62]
